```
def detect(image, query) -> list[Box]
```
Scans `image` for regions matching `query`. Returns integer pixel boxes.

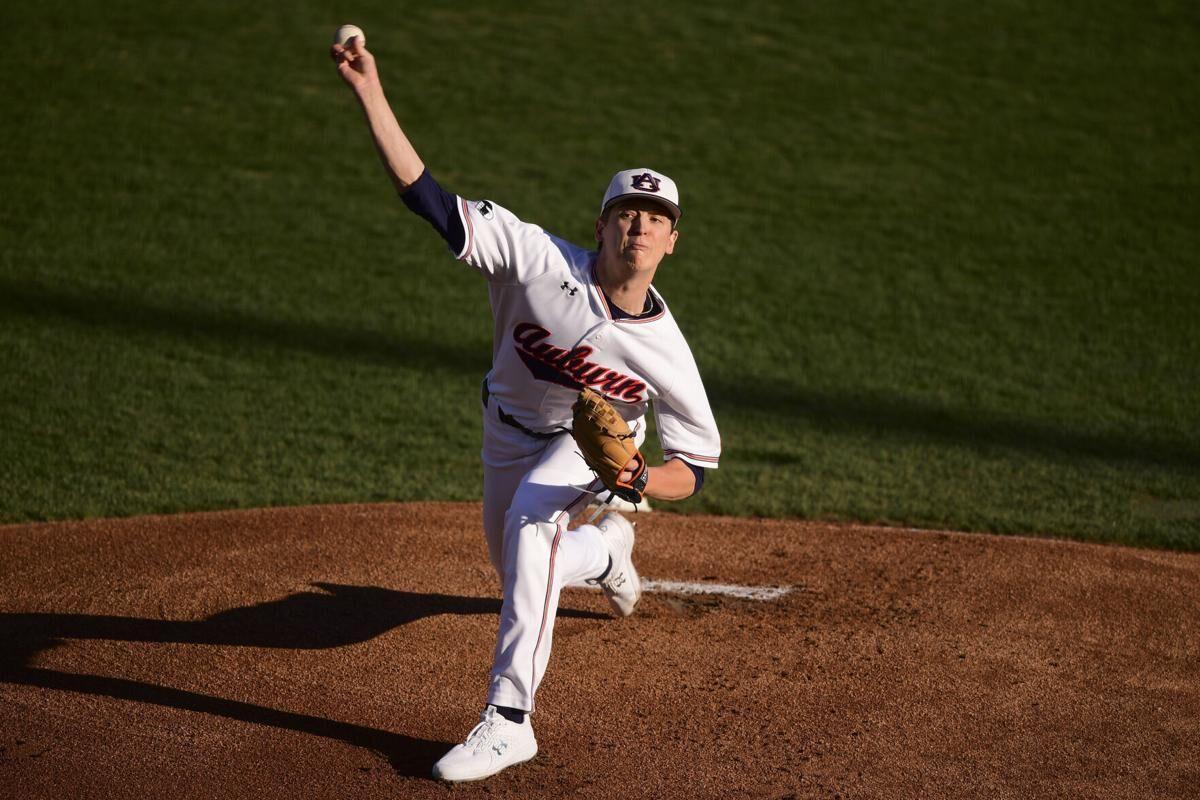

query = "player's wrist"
[642,462,698,502]
[354,78,386,105]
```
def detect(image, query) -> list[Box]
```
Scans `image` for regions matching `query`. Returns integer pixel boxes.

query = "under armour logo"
[560,281,579,296]
[630,172,662,193]
[492,741,508,756]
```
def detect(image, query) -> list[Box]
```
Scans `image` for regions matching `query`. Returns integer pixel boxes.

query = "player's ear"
[594,216,605,245]
[665,227,678,255]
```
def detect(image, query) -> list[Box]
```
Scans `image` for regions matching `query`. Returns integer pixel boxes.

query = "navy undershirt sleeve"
[400,169,466,255]
[683,461,706,496]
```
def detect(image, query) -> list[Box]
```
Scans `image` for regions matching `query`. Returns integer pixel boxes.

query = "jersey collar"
[589,260,666,324]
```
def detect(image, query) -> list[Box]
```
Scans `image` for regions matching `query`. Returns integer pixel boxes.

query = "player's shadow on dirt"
[0,583,604,660]
[2,664,449,777]
[0,585,605,777]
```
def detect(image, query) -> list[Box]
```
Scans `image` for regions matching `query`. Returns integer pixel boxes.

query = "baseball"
[334,24,365,47]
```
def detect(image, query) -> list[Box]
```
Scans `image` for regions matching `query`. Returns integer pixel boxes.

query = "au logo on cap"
[629,172,662,193]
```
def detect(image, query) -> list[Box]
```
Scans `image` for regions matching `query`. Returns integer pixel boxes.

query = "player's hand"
[330,36,379,93]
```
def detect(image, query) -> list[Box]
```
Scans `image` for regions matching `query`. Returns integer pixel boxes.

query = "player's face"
[595,199,679,271]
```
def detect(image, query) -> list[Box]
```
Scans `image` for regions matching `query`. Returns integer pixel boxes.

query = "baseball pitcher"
[331,32,721,782]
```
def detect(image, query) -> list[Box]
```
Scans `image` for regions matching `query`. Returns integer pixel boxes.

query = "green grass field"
[2,1,1197,549]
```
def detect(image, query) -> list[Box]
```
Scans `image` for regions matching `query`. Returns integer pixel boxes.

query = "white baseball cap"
[600,168,681,221]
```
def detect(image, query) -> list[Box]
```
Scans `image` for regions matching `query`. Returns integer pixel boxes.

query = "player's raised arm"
[330,33,425,193]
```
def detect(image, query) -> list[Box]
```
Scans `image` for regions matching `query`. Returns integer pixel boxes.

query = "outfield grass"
[2,1,1197,548]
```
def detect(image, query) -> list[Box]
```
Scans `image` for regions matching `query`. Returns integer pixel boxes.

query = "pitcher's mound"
[2,503,1197,799]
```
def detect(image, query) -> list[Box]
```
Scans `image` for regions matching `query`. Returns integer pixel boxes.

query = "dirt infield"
[1,503,1197,799]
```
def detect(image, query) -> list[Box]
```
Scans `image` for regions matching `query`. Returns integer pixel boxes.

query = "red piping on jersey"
[664,449,720,464]
[589,262,666,324]
[529,488,595,710]
[529,520,562,710]
[457,197,475,262]
[588,266,612,322]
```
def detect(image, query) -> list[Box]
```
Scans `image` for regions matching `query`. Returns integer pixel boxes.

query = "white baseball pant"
[479,393,645,712]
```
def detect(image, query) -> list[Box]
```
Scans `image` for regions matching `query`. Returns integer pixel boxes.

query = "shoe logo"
[609,573,626,588]
[492,741,509,756]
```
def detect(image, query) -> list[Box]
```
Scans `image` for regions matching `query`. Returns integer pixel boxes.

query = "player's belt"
[482,380,568,440]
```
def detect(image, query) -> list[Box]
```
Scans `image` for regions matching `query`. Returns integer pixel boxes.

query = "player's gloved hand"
[571,388,649,504]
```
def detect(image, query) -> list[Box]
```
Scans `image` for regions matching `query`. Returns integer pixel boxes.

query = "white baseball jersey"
[451,196,721,471]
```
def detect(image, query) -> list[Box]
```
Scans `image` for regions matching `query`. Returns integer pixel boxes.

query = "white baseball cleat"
[590,512,641,617]
[431,706,538,782]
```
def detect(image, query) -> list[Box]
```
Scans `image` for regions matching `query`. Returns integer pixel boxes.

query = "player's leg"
[435,417,644,782]
[481,453,537,581]
[478,398,549,581]
[434,412,577,783]
[486,432,626,714]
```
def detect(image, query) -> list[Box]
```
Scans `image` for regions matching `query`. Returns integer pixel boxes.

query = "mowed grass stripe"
[1,1,1197,548]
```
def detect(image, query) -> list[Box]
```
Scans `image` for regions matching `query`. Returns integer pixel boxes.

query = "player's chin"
[622,249,659,270]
